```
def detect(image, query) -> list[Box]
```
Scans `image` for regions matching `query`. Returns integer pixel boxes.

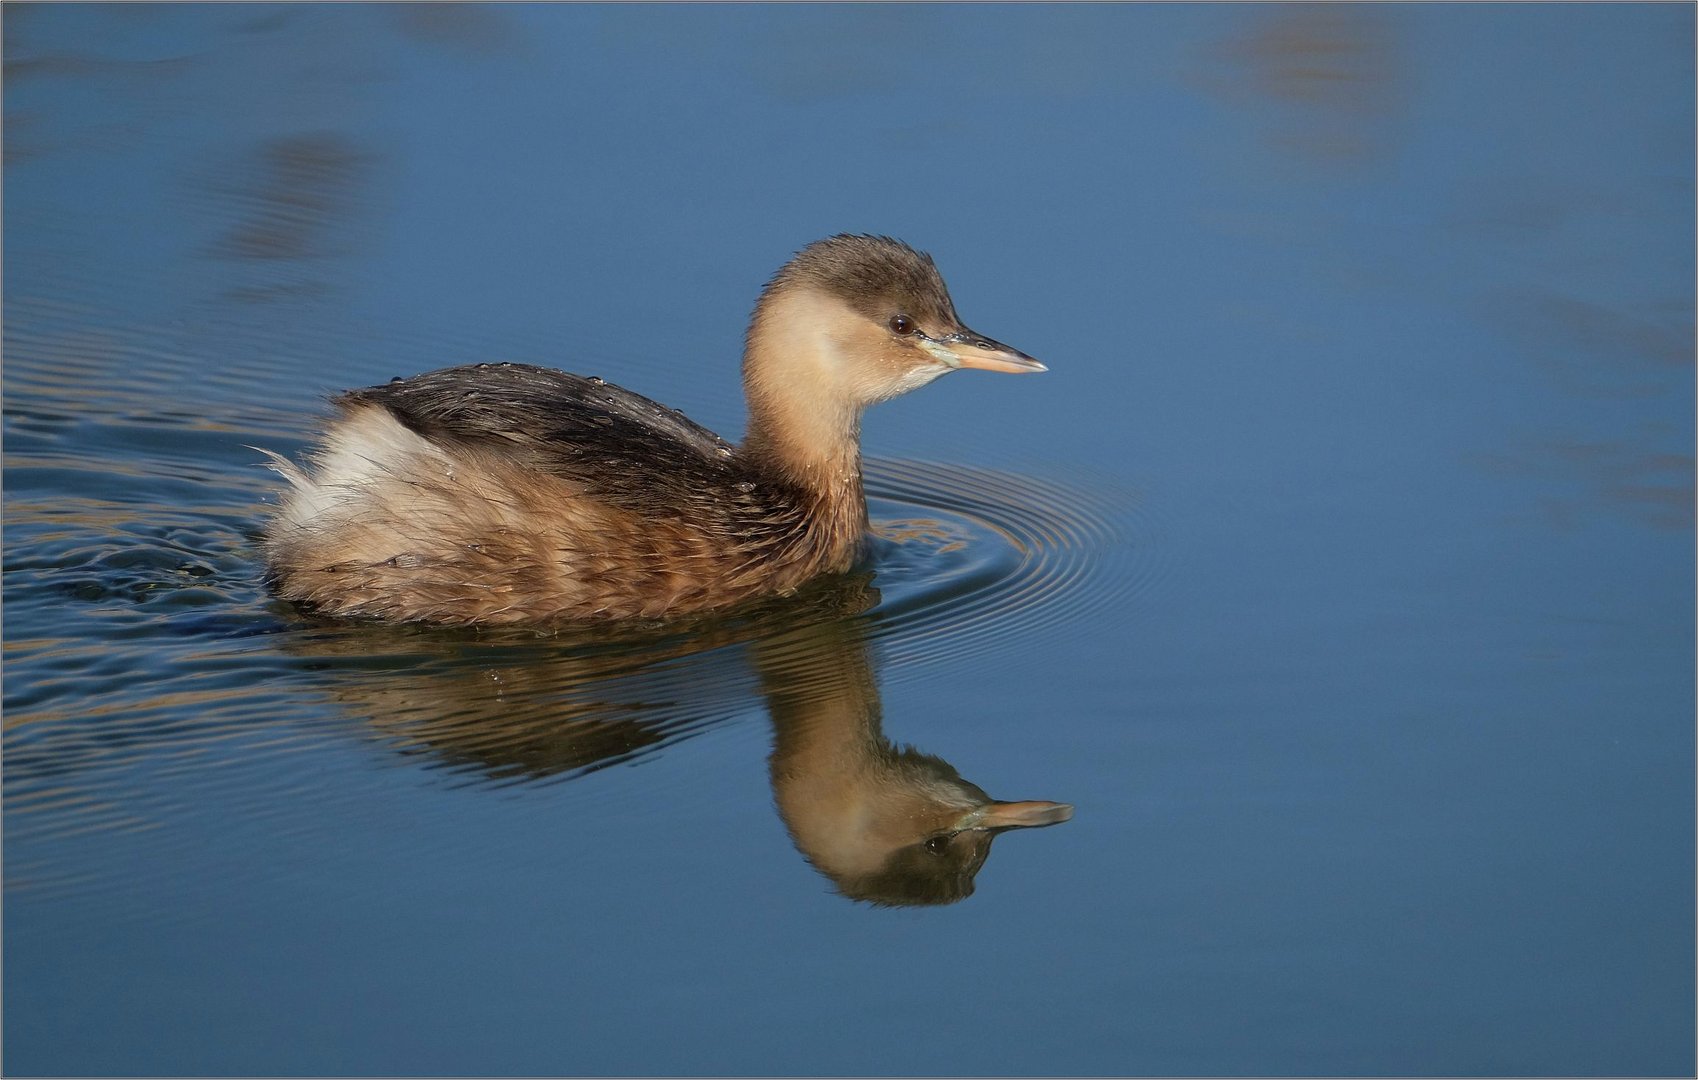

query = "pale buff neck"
[736,287,871,513]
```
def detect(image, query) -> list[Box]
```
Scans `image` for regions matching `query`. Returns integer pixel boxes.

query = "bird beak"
[921,330,1048,374]
[956,800,1074,831]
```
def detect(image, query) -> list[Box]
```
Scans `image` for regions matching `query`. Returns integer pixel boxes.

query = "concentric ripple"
[861,457,1166,678]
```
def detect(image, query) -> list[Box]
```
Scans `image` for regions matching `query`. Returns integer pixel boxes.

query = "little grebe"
[262,234,1044,625]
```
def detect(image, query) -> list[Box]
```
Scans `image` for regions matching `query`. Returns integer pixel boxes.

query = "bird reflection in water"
[756,615,1071,906]
[281,573,1071,905]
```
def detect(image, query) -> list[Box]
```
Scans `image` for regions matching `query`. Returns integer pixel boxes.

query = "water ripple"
[863,458,1164,679]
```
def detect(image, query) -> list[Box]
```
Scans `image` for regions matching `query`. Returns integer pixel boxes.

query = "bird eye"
[889,314,916,336]
[923,834,950,855]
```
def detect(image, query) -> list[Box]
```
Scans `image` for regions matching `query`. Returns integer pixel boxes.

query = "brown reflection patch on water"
[1196,4,1405,166]
[1473,439,1695,532]
[390,3,522,59]
[1438,176,1633,241]
[216,133,378,262]
[3,109,45,166]
[232,9,300,37]
[3,5,198,165]
[3,51,197,87]
[1483,289,1695,398]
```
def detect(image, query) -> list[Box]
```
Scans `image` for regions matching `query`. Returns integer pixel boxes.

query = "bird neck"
[739,404,869,569]
[740,403,864,500]
[737,287,870,516]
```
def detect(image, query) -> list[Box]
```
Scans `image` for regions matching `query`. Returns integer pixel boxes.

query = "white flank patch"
[270,407,451,529]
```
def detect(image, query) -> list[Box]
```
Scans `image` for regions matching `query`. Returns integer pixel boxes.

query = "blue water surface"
[4,4,1693,1076]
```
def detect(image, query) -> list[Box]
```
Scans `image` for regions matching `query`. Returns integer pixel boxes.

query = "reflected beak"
[957,800,1075,831]
[920,330,1048,374]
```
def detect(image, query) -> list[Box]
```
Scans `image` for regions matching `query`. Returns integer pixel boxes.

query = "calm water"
[4,5,1693,1076]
